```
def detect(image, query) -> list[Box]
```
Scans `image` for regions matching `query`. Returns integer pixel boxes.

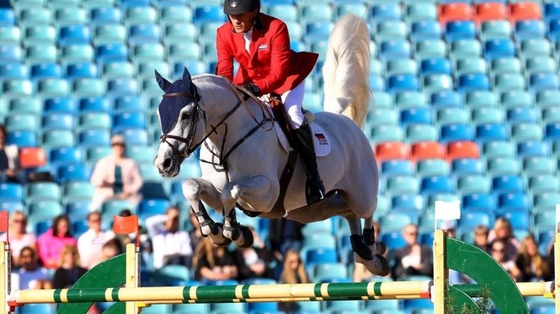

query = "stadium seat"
[490,57,522,76]
[381,160,415,177]
[500,90,532,108]
[41,130,76,150]
[414,39,447,60]
[0,62,27,80]
[370,3,401,22]
[474,2,507,25]
[399,107,432,126]
[369,124,404,143]
[464,90,496,108]
[506,107,538,125]
[528,174,560,194]
[385,175,420,196]
[5,113,38,132]
[410,20,442,42]
[496,191,531,214]
[445,20,476,42]
[510,123,543,142]
[482,141,515,159]
[457,73,490,92]
[436,107,470,126]
[60,44,94,64]
[406,3,437,23]
[439,3,473,25]
[455,57,487,76]
[420,175,455,196]
[458,210,494,229]
[533,192,560,214]
[106,77,139,97]
[125,6,158,25]
[422,74,453,93]
[386,74,419,92]
[517,141,550,158]
[546,123,560,141]
[492,175,525,194]
[486,156,520,176]
[0,44,22,63]
[394,91,428,109]
[509,2,542,23]
[25,181,61,204]
[451,158,484,176]
[529,73,560,92]
[380,231,406,250]
[475,123,508,142]
[0,8,15,26]
[479,20,512,41]
[514,20,546,41]
[416,158,450,177]
[405,124,439,143]
[525,56,557,75]
[471,107,505,125]
[72,78,106,98]
[410,141,445,161]
[457,174,491,195]
[8,97,41,115]
[54,7,87,27]
[23,25,56,47]
[90,6,122,25]
[374,20,407,42]
[542,107,560,124]
[446,141,480,161]
[18,147,47,169]
[430,91,462,108]
[378,39,411,60]
[462,193,496,214]
[523,156,556,176]
[18,8,52,27]
[78,129,111,148]
[440,123,474,143]
[374,142,409,162]
[127,23,161,45]
[484,38,516,60]
[300,3,333,24]
[49,147,83,168]
[419,57,452,76]
[7,131,37,147]
[30,63,63,79]
[368,108,399,126]
[520,38,552,58]
[386,59,418,76]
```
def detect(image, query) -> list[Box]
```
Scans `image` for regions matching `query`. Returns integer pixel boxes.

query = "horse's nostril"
[163,158,172,170]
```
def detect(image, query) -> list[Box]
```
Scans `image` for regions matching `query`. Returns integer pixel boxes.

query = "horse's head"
[154,67,205,177]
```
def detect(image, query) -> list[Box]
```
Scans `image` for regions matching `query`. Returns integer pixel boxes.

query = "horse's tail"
[321,14,370,128]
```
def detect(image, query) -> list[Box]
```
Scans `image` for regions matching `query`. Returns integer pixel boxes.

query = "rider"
[216,0,326,205]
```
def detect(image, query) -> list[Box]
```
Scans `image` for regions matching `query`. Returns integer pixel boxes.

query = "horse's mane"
[321,14,371,128]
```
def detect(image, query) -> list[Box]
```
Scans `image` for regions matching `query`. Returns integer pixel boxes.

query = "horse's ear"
[182,67,192,83]
[155,70,171,91]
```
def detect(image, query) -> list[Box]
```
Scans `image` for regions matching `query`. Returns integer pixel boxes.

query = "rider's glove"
[240,83,261,99]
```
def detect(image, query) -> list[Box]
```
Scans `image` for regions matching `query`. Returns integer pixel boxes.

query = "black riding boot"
[292,120,326,204]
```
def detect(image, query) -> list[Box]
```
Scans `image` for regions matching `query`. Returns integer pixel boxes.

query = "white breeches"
[280,82,305,129]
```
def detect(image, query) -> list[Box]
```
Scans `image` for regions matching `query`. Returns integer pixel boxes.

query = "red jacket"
[216,13,318,95]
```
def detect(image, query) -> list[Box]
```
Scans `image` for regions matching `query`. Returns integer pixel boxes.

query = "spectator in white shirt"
[146,206,193,269]
[77,211,115,269]
[0,210,36,268]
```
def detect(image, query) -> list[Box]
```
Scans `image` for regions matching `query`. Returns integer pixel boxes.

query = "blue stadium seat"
[0,183,23,202]
[400,107,432,126]
[60,43,94,64]
[41,130,76,149]
[517,141,550,158]
[30,63,62,79]
[451,158,484,175]
[440,123,474,143]
[304,21,333,44]
[0,8,15,26]
[391,194,424,215]
[437,108,469,127]
[394,91,428,109]
[533,192,560,214]
[93,24,126,46]
[18,8,52,27]
[462,193,495,214]
[545,3,560,23]
[378,39,411,60]
[381,160,415,177]
[385,175,419,196]
[514,20,546,41]
[49,147,84,168]
[445,20,476,42]
[419,57,452,76]
[56,164,91,184]
[18,304,55,314]
[387,74,419,92]
[492,175,525,194]
[406,124,439,143]
[95,43,129,64]
[113,112,146,131]
[7,131,37,147]
[483,38,516,60]
[106,77,139,97]
[58,25,90,46]
[475,123,508,142]
[380,231,406,250]
[90,6,122,25]
[430,91,462,108]
[128,23,161,45]
[529,73,560,92]
[420,175,455,196]
[410,20,442,42]
[457,73,490,92]
[5,113,38,132]
[458,210,494,229]
[506,107,538,125]
[193,4,225,24]
[44,97,76,114]
[25,181,61,204]
[0,44,22,63]
[78,129,111,147]
[41,113,74,131]
[370,2,401,22]
[497,192,531,214]
[369,74,385,92]
[0,62,27,79]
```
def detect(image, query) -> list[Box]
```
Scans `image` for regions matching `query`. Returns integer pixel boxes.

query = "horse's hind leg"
[362,215,387,256]
[347,215,390,276]
[183,178,232,246]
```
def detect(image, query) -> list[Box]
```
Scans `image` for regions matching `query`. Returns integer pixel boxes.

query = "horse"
[153,14,389,276]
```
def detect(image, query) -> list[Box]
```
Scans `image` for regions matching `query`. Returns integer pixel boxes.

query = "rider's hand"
[240,83,261,100]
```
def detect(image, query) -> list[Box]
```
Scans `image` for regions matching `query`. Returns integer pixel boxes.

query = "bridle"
[158,79,275,168]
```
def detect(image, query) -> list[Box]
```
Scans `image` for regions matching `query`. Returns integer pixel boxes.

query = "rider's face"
[228,10,257,33]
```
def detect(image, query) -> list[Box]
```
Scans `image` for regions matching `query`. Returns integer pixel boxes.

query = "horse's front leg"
[221,176,276,248]
[183,178,232,246]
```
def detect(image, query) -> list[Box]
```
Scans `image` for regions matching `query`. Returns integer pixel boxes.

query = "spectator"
[353,221,388,282]
[233,227,275,282]
[37,214,77,269]
[15,246,52,290]
[473,225,490,253]
[269,218,303,260]
[0,210,36,268]
[192,237,238,284]
[77,211,115,269]
[488,217,520,261]
[490,238,521,281]
[278,249,309,313]
[188,208,204,251]
[391,223,433,280]
[441,220,471,284]
[516,234,553,282]
[90,134,143,211]
[52,245,87,289]
[101,238,124,261]
[145,206,193,269]
[0,124,25,183]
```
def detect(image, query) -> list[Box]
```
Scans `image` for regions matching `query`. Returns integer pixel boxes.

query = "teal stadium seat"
[414,39,447,60]
[124,6,158,25]
[54,7,87,27]
[5,113,38,132]
[23,25,56,47]
[159,5,193,25]
[470,107,504,125]
[374,20,407,42]
[479,20,512,41]
[436,107,470,126]
[18,8,52,27]
[0,26,21,45]
[536,90,560,108]
[163,22,197,45]
[93,24,127,46]
[500,90,532,108]
[455,57,487,77]
[490,57,522,76]
[457,174,491,195]
[60,44,94,64]
[482,140,516,158]
[8,97,41,115]
[464,90,497,108]
[406,2,437,22]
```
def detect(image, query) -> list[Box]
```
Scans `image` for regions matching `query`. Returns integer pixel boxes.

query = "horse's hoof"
[208,223,232,247]
[354,253,390,277]
[370,241,387,256]
[235,226,254,248]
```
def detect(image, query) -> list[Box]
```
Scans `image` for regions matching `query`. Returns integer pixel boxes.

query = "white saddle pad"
[274,120,332,157]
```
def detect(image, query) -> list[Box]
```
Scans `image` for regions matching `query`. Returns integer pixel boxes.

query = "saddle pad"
[274,121,331,157]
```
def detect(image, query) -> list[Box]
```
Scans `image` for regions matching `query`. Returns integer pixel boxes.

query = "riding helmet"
[223,0,260,15]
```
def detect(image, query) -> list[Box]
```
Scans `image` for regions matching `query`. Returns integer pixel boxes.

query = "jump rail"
[1,227,558,313]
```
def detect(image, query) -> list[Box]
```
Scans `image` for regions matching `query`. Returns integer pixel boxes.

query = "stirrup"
[306,179,325,204]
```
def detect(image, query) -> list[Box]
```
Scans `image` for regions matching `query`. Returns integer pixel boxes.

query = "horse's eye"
[180,111,190,120]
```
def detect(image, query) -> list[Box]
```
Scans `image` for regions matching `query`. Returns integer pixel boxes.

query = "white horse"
[154,14,389,276]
